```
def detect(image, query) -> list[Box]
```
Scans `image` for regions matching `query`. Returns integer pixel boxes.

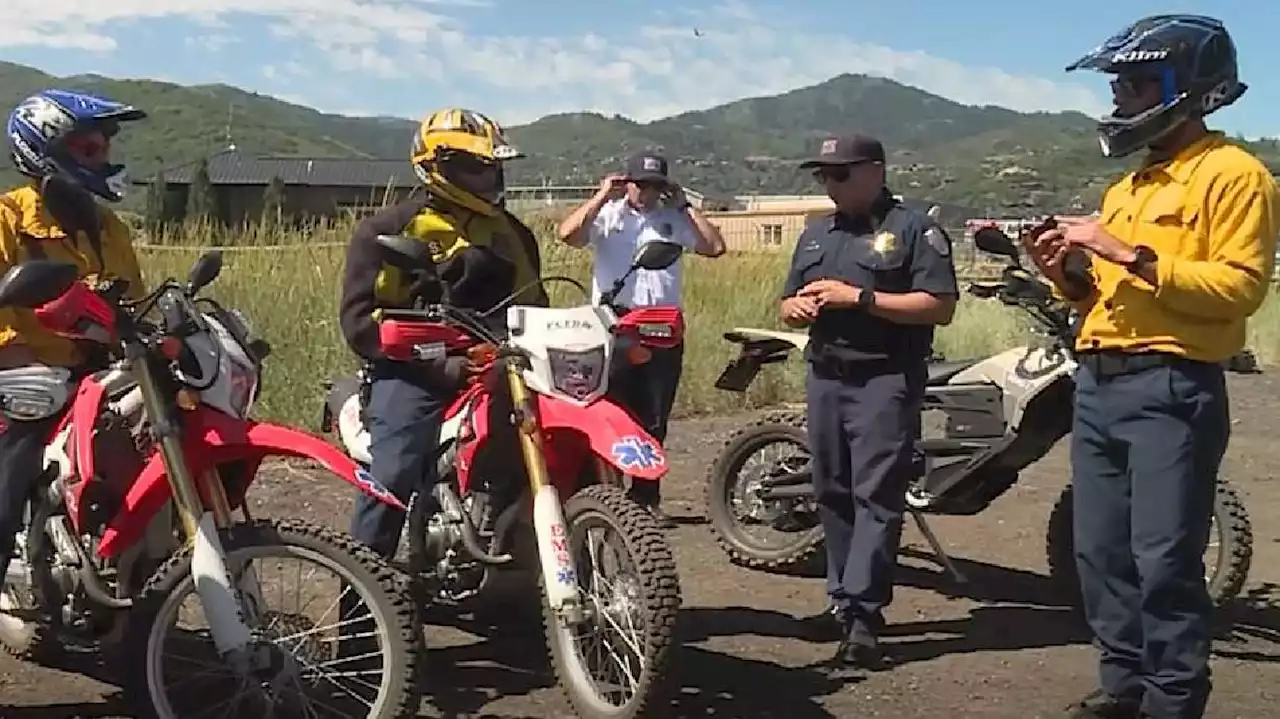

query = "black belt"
[810,353,922,380]
[1076,350,1182,378]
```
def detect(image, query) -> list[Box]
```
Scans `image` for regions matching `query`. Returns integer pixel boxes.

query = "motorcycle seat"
[927,358,981,386]
[723,327,809,353]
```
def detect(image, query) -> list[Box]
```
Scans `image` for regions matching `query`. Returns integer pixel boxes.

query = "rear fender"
[96,407,402,559]
[713,327,806,393]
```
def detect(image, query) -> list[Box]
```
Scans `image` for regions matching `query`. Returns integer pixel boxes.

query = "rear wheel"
[545,484,681,718]
[1045,478,1253,608]
[705,412,824,571]
[119,518,423,719]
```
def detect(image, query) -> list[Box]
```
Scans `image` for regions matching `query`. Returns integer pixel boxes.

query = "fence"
[132,236,1005,282]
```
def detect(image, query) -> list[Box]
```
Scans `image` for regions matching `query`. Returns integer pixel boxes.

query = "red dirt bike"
[322,235,686,718]
[0,252,422,718]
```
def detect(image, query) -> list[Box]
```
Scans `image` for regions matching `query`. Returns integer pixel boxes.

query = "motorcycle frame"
[378,313,671,623]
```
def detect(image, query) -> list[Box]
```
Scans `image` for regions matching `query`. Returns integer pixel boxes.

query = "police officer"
[1025,16,1278,719]
[780,133,958,674]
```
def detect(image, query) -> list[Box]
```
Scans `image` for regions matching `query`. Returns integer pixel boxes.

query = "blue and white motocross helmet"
[6,89,147,202]
[1066,14,1246,158]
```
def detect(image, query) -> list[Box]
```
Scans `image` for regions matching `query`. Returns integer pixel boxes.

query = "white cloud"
[185,34,237,52]
[3,0,1110,125]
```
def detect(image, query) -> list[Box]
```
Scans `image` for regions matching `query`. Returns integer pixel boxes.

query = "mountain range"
[2,60,1278,214]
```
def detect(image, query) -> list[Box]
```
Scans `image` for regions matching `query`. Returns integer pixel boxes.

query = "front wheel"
[119,518,423,719]
[545,484,681,718]
[1045,478,1253,608]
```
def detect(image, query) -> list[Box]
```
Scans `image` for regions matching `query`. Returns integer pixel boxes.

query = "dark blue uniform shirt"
[781,193,958,364]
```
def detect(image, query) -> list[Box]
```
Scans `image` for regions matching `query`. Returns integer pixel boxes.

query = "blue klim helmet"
[1066,14,1246,158]
[6,89,147,202]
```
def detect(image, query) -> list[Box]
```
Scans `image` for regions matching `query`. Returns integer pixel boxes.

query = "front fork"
[504,361,585,625]
[132,351,256,662]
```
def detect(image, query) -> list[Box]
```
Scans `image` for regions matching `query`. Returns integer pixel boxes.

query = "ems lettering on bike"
[550,522,575,585]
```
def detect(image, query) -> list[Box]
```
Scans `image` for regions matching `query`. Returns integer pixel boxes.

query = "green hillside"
[2,61,1278,214]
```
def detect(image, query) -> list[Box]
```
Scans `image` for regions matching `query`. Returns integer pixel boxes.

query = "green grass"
[135,214,1277,429]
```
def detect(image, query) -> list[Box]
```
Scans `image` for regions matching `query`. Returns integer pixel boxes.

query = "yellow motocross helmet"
[410,107,523,216]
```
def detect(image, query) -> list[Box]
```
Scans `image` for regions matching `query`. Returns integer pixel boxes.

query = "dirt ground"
[4,373,1280,718]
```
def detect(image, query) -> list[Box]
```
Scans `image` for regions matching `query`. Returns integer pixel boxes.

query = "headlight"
[226,358,259,418]
[547,346,606,402]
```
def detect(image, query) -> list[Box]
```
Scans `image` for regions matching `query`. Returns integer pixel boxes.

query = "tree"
[185,158,216,224]
[261,175,286,226]
[143,169,168,237]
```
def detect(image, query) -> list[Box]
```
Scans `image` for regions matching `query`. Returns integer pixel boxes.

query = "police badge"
[871,231,897,255]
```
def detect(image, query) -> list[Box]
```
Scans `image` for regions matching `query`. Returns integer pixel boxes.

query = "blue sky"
[2,0,1276,137]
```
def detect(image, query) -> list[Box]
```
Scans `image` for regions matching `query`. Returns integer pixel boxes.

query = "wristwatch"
[856,287,876,310]
[1125,245,1158,274]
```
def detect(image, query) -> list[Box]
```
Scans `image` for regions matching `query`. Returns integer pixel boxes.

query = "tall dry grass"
[133,214,1279,429]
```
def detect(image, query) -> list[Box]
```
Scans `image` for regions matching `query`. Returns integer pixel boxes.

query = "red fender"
[535,394,668,481]
[96,406,404,558]
[452,389,667,497]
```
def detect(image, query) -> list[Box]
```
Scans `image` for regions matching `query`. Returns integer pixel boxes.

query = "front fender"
[536,394,667,481]
[96,407,403,559]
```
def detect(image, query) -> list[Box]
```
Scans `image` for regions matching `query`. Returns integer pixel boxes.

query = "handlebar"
[966,254,1074,349]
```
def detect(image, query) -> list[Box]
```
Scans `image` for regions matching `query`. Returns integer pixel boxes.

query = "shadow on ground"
[424,600,846,718]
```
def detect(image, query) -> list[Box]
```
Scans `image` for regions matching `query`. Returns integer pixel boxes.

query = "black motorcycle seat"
[927,359,981,386]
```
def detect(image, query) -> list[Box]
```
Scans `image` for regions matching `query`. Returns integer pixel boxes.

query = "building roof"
[142,149,417,189]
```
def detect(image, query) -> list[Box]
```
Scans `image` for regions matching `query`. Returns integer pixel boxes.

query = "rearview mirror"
[973,227,1019,259]
[186,249,223,294]
[375,234,437,272]
[0,261,81,309]
[632,240,683,271]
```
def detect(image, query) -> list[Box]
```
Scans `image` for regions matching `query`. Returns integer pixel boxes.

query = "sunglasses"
[1110,74,1162,98]
[444,152,499,175]
[63,133,109,162]
[811,164,865,183]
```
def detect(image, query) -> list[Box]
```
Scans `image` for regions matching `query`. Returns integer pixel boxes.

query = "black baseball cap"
[625,152,670,184]
[798,134,886,168]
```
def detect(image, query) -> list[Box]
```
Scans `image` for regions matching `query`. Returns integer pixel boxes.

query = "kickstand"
[908,508,968,584]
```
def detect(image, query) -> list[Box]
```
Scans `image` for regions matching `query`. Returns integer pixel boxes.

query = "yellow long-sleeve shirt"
[0,184,146,367]
[1072,132,1279,363]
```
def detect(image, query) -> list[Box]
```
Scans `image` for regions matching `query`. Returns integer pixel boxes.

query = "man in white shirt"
[557,151,727,526]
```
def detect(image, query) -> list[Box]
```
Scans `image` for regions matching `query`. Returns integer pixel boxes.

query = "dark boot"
[824,639,895,680]
[1058,689,1143,719]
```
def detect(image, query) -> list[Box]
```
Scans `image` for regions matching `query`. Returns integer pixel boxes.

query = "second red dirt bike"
[323,235,686,718]
[0,252,422,718]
